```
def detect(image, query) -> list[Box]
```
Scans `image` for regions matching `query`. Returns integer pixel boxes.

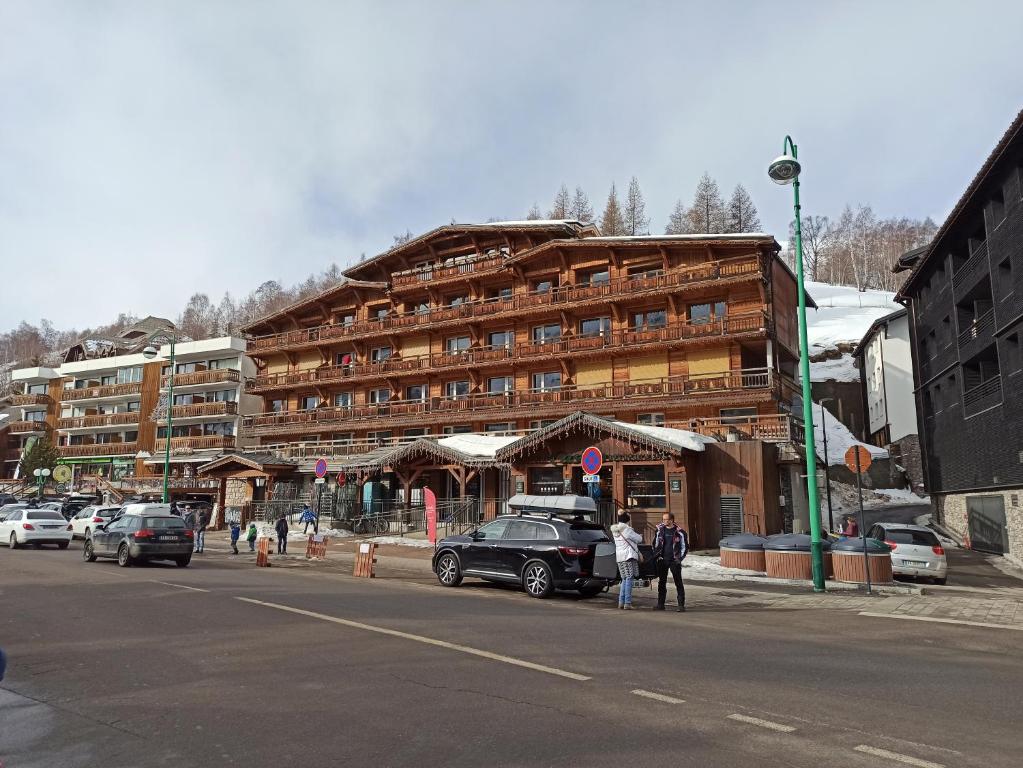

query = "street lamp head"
[768,153,801,185]
[42,468,51,477]
[142,345,159,360]
[33,469,41,478]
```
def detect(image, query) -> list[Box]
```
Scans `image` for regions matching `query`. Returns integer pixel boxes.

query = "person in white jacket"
[610,511,643,610]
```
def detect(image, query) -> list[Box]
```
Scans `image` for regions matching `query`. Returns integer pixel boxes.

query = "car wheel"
[9,533,19,550]
[522,561,554,599]
[84,527,90,539]
[175,555,191,567]
[436,552,463,587]
[117,543,133,568]
[83,540,97,562]
[578,584,604,598]
[934,577,947,585]
[58,541,69,550]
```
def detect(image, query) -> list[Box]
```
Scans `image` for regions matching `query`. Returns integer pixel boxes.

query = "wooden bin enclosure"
[719,534,768,572]
[763,534,832,580]
[831,541,894,584]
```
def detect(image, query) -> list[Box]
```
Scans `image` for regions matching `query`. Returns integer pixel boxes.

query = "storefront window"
[528,467,566,495]
[624,465,666,509]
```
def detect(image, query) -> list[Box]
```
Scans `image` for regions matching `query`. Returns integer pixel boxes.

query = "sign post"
[314,459,328,534]
[424,488,437,545]
[844,445,874,594]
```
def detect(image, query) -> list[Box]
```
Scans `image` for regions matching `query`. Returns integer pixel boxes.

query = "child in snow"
[229,519,241,554]
[246,521,258,552]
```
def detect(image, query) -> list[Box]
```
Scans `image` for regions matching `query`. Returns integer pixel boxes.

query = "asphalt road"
[2,546,1021,768]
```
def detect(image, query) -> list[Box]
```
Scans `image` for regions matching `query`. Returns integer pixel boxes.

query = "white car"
[69,505,122,540]
[867,523,948,585]
[1,508,73,549]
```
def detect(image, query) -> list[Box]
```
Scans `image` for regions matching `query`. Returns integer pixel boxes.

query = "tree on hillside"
[623,176,649,235]
[665,199,692,235]
[687,173,726,234]
[392,229,414,246]
[599,183,626,235]
[178,293,217,340]
[548,184,571,219]
[569,186,594,223]
[19,435,59,480]
[526,202,544,220]
[726,184,761,233]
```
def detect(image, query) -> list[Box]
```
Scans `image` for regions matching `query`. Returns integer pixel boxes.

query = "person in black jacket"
[652,512,688,612]
[274,514,289,555]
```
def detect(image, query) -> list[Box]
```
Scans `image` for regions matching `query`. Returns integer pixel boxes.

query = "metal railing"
[956,309,995,349]
[58,412,140,430]
[951,243,989,291]
[963,375,1002,416]
[683,413,801,442]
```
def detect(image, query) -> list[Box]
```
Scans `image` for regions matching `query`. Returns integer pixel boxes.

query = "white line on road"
[631,689,685,704]
[152,581,210,593]
[726,713,796,732]
[853,744,945,768]
[235,597,591,681]
[858,611,1023,632]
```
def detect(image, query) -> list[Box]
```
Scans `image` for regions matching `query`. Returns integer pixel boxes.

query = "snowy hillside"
[811,404,887,466]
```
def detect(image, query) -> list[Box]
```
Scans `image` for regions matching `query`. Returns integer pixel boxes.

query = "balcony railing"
[10,393,51,406]
[391,254,506,288]
[248,254,763,354]
[956,309,996,360]
[58,441,139,458]
[247,311,768,392]
[60,382,143,402]
[154,435,237,452]
[963,375,1002,417]
[258,436,419,459]
[952,243,990,292]
[163,368,241,388]
[8,420,50,434]
[83,474,222,491]
[242,368,777,436]
[158,401,239,421]
[681,414,802,443]
[58,412,140,430]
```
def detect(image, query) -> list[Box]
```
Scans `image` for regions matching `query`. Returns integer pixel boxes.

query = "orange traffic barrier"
[256,537,272,567]
[353,541,377,578]
[306,534,329,559]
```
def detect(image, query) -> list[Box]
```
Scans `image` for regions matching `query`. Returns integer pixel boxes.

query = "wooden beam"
[555,247,569,273]
[659,247,670,272]
[608,247,622,269]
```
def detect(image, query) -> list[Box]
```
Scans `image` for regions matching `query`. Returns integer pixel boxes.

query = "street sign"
[581,446,603,475]
[55,483,67,493]
[314,477,326,484]
[844,445,872,474]
[314,458,328,478]
[52,465,72,483]
[582,474,600,483]
[336,472,346,486]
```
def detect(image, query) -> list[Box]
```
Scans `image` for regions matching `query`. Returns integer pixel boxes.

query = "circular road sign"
[336,472,346,487]
[581,446,603,475]
[314,458,329,478]
[844,445,873,474]
[55,483,67,494]
[52,465,72,483]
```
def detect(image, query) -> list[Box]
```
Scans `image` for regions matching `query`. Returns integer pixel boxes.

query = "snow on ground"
[812,404,887,466]
[808,355,860,382]
[873,488,929,505]
[369,535,435,549]
[286,527,353,540]
[681,553,763,580]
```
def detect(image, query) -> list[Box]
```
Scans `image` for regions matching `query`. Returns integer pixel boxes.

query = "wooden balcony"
[956,308,996,361]
[8,420,50,434]
[10,393,51,406]
[242,368,779,437]
[390,254,506,289]
[682,414,803,443]
[58,412,140,430]
[59,441,139,458]
[60,382,143,402]
[246,311,769,393]
[154,435,237,452]
[163,368,241,388]
[158,401,239,421]
[248,254,764,355]
[951,243,990,293]
[259,436,417,459]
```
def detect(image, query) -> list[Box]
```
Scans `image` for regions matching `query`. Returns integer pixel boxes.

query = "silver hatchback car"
[867,523,948,584]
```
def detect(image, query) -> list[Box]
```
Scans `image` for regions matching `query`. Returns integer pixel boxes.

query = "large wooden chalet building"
[230,221,811,544]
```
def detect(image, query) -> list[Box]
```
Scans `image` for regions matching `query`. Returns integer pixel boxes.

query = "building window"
[367,431,393,443]
[447,294,469,307]
[126,401,141,412]
[100,374,116,386]
[405,384,427,402]
[485,422,514,433]
[173,393,198,406]
[209,389,236,402]
[404,427,430,437]
[637,413,665,427]
[300,395,320,410]
[720,407,758,424]
[488,330,514,349]
[25,410,46,422]
[446,336,471,354]
[578,268,610,286]
[339,313,356,327]
[26,383,48,395]
[488,286,513,300]
[369,388,390,404]
[334,392,353,407]
[270,399,285,413]
[529,420,557,430]
[335,352,353,367]
[624,465,666,509]
[372,306,390,320]
[579,317,611,338]
[207,358,238,370]
[445,380,470,399]
[632,309,667,330]
[531,372,561,392]
[532,324,561,343]
[204,422,235,436]
[442,425,472,434]
[528,467,565,495]
[331,432,354,443]
[408,300,430,315]
[488,376,513,394]
[688,301,727,325]
[531,277,558,293]
[123,431,139,442]
[370,346,392,362]
[175,362,198,374]
[627,263,663,279]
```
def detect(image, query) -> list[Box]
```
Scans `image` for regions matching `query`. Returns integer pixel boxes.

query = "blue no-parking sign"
[581,446,603,475]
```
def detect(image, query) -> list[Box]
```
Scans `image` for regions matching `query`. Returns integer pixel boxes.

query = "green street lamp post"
[769,136,826,592]
[143,335,176,504]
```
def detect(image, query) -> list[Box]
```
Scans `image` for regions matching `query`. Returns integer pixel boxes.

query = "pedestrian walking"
[652,512,688,612]
[229,519,241,555]
[300,504,318,534]
[610,511,643,610]
[246,521,258,552]
[183,506,195,531]
[193,507,208,553]
[274,514,289,555]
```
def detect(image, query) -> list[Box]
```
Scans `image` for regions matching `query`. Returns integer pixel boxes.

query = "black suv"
[432,514,612,598]
[83,514,194,567]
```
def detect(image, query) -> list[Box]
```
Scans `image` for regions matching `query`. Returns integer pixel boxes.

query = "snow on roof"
[582,233,772,242]
[437,433,521,458]
[455,220,583,228]
[813,403,888,466]
[805,282,900,355]
[610,421,716,452]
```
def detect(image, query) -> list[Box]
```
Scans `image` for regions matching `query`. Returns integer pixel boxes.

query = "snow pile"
[804,282,900,382]
[873,488,929,505]
[369,535,435,549]
[681,553,763,580]
[286,527,353,540]
[611,421,716,452]
[437,433,520,457]
[812,404,887,466]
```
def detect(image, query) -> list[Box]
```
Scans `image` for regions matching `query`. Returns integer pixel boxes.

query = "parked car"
[1,509,73,549]
[0,493,19,507]
[62,495,99,520]
[432,507,615,599]
[867,523,948,584]
[69,505,122,539]
[83,513,193,567]
[0,503,28,521]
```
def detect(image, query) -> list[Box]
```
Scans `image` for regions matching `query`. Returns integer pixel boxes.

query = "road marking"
[726,713,796,732]
[235,597,591,681]
[152,581,210,593]
[631,689,685,704]
[853,745,945,768]
[858,611,1023,632]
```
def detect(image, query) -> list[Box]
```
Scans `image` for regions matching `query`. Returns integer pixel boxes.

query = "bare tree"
[623,176,650,235]
[687,173,726,233]
[548,184,571,219]
[599,183,626,236]
[525,202,543,220]
[392,230,414,246]
[569,186,594,223]
[665,199,692,234]
[725,184,761,233]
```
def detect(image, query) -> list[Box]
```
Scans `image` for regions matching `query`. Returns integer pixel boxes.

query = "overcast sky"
[2,1,1022,331]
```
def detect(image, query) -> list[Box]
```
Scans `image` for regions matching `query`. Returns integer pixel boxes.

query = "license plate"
[902,560,928,567]
[42,525,62,529]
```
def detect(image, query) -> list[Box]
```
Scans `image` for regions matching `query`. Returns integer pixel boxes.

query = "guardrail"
[60,383,142,402]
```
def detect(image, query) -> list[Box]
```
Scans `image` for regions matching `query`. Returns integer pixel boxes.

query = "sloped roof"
[240,278,389,334]
[850,307,908,359]
[197,452,299,474]
[119,316,174,338]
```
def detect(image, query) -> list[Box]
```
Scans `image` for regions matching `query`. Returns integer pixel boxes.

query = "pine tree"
[665,199,691,234]
[623,176,650,235]
[526,203,544,220]
[599,183,626,236]
[19,435,59,480]
[688,173,726,234]
[548,184,571,219]
[569,187,594,223]
[726,184,762,233]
